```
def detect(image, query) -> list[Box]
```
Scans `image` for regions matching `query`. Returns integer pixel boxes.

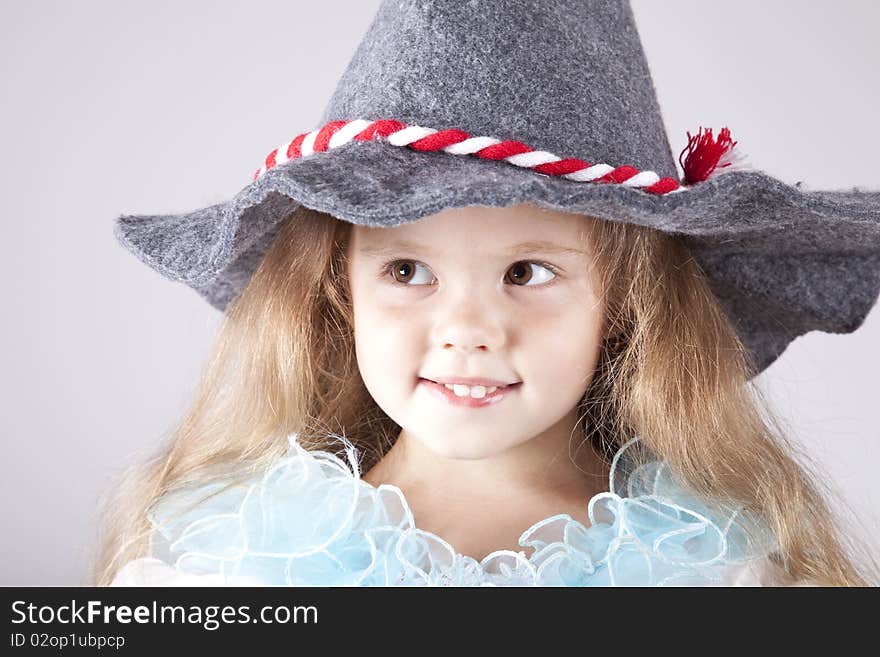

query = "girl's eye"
[382,260,559,287]
[505,261,558,286]
[385,260,435,286]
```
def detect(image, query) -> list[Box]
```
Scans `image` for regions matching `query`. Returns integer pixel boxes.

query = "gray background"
[1,0,878,585]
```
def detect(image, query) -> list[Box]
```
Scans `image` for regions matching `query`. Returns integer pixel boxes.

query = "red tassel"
[679,127,738,185]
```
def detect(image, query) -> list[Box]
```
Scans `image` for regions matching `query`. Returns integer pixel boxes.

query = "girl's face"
[346,204,606,461]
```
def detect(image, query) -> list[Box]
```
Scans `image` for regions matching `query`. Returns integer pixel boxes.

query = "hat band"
[251,118,688,196]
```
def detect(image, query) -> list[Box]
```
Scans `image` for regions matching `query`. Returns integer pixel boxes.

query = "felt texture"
[113,0,880,379]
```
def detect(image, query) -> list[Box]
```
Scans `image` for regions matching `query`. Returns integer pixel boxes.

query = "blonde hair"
[90,204,879,586]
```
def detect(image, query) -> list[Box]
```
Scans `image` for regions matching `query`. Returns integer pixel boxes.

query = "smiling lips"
[419,378,522,407]
[422,375,519,387]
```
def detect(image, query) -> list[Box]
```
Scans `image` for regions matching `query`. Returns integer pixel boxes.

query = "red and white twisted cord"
[251,118,689,195]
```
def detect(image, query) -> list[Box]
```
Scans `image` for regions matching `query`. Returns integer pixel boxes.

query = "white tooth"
[486,386,497,394]
[452,384,470,397]
[444,384,456,390]
[469,386,487,398]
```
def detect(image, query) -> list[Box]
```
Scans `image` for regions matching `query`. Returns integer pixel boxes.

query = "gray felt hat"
[114,0,880,378]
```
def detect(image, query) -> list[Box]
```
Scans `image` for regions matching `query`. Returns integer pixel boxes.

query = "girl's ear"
[114,192,301,310]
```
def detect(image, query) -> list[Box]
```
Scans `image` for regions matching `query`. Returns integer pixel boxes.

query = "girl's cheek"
[515,289,588,322]
[357,295,421,338]
[369,290,420,314]
[370,279,453,308]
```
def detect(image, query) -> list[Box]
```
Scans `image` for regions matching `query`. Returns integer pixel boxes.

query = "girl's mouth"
[417,378,522,408]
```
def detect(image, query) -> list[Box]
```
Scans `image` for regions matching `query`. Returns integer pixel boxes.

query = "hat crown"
[319,0,678,179]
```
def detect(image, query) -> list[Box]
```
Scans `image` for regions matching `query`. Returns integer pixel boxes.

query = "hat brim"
[114,139,880,377]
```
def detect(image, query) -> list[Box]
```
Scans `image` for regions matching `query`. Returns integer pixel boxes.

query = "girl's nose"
[431,294,507,354]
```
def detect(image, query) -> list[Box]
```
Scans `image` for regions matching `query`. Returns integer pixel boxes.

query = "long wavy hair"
[90,204,878,586]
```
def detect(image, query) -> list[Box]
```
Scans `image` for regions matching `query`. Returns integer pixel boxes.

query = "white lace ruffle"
[111,434,781,586]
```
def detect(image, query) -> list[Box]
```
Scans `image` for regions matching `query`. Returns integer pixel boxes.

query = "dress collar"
[143,432,781,586]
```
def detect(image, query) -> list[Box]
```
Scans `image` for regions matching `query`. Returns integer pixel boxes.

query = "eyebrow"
[357,239,589,259]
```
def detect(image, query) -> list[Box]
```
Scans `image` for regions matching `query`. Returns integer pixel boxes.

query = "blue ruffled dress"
[111,433,782,586]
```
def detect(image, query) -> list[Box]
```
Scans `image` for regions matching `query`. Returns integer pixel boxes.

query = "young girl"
[95,0,880,586]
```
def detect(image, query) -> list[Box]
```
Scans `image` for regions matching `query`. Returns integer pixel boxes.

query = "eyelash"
[378,259,562,289]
